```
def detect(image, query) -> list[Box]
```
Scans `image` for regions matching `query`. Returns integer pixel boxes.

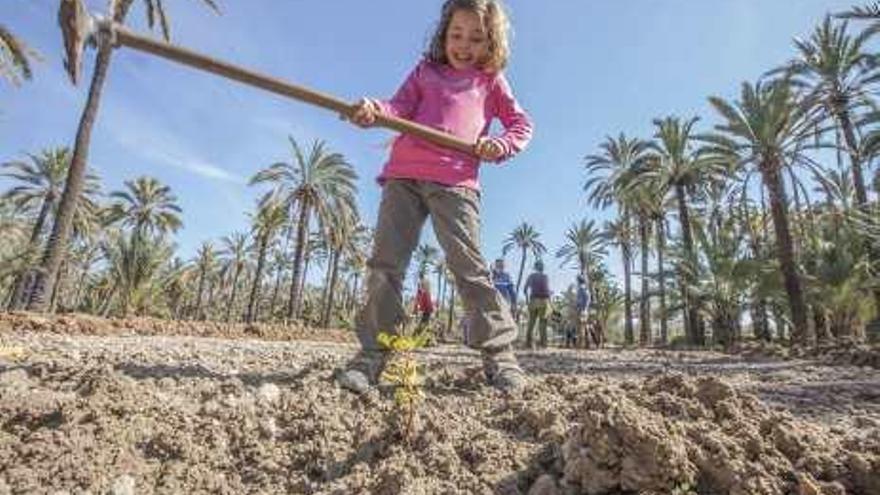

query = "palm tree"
[689,214,761,348]
[2,149,70,309]
[502,222,547,305]
[220,232,248,322]
[250,137,357,320]
[2,148,100,309]
[193,241,216,320]
[320,206,360,328]
[633,191,655,346]
[29,0,219,311]
[632,172,673,345]
[159,257,194,319]
[245,195,287,323]
[771,16,876,207]
[604,217,635,344]
[646,117,728,345]
[771,16,880,316]
[108,176,182,238]
[555,219,607,277]
[102,231,172,316]
[0,24,37,85]
[703,79,824,346]
[836,3,880,19]
[414,244,439,279]
[585,134,651,344]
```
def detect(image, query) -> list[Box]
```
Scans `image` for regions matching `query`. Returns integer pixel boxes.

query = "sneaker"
[482,347,528,394]
[335,350,387,394]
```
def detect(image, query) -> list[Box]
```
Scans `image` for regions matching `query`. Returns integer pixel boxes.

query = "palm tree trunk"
[246,233,270,323]
[446,282,456,340]
[27,41,115,312]
[288,200,310,320]
[515,247,527,306]
[8,195,53,310]
[622,243,634,346]
[322,249,342,327]
[760,159,811,345]
[656,217,668,345]
[639,213,651,346]
[675,183,702,345]
[224,264,242,322]
[836,107,868,205]
[49,259,68,313]
[195,268,207,320]
[320,249,334,320]
[622,214,635,346]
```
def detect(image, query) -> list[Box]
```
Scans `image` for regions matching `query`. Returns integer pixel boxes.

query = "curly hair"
[425,0,511,73]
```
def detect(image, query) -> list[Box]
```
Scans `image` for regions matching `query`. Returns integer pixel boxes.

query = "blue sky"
[0,0,858,294]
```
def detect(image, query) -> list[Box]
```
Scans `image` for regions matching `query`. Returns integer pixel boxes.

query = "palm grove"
[3,4,880,347]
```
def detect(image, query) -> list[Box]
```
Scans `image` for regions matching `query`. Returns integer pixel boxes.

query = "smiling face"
[444,9,490,70]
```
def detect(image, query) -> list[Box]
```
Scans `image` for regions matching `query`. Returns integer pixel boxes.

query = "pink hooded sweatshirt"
[377,59,533,190]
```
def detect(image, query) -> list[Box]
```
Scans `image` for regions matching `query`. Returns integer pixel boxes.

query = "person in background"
[523,259,551,349]
[491,258,517,311]
[415,276,435,324]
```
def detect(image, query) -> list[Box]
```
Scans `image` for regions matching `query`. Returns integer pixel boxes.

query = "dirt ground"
[0,315,878,494]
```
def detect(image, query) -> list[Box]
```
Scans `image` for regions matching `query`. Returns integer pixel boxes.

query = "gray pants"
[356,179,517,352]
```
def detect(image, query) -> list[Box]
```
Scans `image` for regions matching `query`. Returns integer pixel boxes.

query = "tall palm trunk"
[638,213,652,346]
[27,41,115,311]
[299,242,312,311]
[835,106,868,205]
[320,250,334,319]
[195,267,207,320]
[49,259,68,313]
[321,248,342,328]
[656,217,668,345]
[674,183,702,345]
[515,247,527,307]
[622,214,635,346]
[446,282,456,339]
[8,194,54,310]
[760,158,810,345]
[224,263,242,322]
[246,233,271,323]
[287,199,310,320]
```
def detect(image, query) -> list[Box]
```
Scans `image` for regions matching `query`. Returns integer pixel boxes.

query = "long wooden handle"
[110,24,477,156]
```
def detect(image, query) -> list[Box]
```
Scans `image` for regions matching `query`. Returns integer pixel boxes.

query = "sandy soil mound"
[0,311,354,343]
[736,341,880,370]
[0,328,878,494]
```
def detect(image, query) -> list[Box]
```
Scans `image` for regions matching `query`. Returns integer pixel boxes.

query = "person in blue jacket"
[491,258,517,310]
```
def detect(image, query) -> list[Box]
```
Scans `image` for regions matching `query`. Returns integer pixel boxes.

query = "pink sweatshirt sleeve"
[378,63,422,119]
[490,73,534,161]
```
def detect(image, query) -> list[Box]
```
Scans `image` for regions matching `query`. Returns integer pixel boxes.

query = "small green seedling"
[377,329,429,445]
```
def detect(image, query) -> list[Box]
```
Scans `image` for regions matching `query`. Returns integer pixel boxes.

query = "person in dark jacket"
[523,260,551,349]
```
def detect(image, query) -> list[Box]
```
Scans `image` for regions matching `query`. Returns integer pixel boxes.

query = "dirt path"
[1,330,878,494]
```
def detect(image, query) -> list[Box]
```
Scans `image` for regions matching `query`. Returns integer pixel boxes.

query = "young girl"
[337,0,533,394]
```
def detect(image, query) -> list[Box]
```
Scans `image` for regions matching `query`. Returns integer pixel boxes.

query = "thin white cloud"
[103,100,243,183]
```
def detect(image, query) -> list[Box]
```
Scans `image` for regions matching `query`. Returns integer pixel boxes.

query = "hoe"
[58,0,476,155]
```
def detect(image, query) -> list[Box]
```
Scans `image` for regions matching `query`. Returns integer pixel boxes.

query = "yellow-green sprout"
[378,330,429,444]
